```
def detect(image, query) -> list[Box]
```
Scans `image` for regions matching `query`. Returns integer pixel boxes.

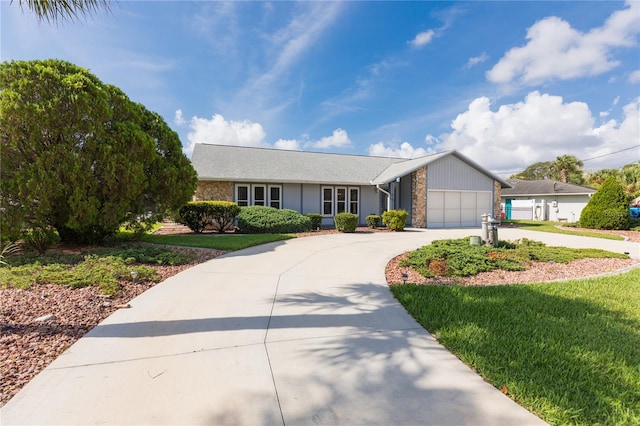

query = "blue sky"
[2,1,639,177]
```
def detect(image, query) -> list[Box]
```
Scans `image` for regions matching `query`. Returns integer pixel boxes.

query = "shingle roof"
[191,144,511,187]
[191,144,403,185]
[502,179,597,196]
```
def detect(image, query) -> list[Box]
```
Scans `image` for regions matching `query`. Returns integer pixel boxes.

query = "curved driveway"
[3,228,638,425]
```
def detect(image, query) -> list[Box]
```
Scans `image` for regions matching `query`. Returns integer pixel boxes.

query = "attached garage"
[427,190,493,228]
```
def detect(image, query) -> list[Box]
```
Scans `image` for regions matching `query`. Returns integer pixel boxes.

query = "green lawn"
[505,220,625,240]
[390,268,640,425]
[139,233,295,251]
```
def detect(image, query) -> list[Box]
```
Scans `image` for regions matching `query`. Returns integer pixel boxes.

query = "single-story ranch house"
[501,179,596,222]
[191,143,510,228]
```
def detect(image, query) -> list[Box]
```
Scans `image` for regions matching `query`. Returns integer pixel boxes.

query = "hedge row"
[237,206,312,233]
[178,201,241,233]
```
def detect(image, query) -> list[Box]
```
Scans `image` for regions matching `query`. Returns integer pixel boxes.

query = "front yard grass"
[390,267,640,425]
[505,220,625,240]
[139,233,294,251]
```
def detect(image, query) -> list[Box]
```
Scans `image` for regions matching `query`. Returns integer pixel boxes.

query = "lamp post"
[130,270,138,283]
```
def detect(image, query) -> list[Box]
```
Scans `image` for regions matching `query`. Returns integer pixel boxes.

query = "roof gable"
[371,149,511,188]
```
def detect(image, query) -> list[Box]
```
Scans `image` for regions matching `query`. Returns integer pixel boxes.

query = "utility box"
[481,214,499,246]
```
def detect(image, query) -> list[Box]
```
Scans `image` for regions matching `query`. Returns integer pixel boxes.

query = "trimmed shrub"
[366,214,380,228]
[382,210,409,231]
[237,206,312,233]
[334,212,358,233]
[23,227,60,254]
[207,201,241,233]
[580,176,631,230]
[178,201,240,233]
[179,202,210,233]
[306,213,323,230]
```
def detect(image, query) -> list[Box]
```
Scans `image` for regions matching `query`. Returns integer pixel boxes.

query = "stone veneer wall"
[194,181,233,201]
[494,180,502,218]
[411,166,427,228]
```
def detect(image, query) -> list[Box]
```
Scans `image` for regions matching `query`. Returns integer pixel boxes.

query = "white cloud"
[174,109,186,125]
[408,30,435,48]
[311,128,351,149]
[430,92,639,173]
[630,70,640,83]
[368,142,428,159]
[274,139,301,150]
[465,52,489,69]
[487,1,640,85]
[185,114,267,154]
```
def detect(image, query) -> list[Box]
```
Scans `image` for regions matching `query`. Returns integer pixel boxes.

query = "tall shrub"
[334,212,358,233]
[306,213,322,230]
[580,176,631,230]
[382,210,409,231]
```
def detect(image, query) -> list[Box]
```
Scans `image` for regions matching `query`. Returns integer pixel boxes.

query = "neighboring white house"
[500,179,596,223]
[190,144,511,228]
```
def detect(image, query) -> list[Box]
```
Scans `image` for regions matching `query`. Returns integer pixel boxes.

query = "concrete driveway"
[2,228,637,425]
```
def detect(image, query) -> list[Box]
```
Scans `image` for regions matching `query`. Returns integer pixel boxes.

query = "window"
[349,188,359,215]
[235,184,282,208]
[322,187,333,216]
[322,186,359,216]
[269,185,281,209]
[236,185,249,207]
[253,185,266,206]
[336,187,347,214]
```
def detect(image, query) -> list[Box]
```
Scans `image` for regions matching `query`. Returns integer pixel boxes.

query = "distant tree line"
[511,155,640,198]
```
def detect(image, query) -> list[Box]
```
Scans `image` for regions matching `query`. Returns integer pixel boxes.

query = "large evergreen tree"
[0,59,196,243]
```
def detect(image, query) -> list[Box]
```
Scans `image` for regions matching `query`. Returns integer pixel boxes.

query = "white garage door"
[427,190,492,228]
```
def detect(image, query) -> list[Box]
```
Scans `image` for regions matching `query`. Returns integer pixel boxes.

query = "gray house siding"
[360,186,379,221]
[301,184,320,215]
[399,176,412,223]
[282,183,302,211]
[427,156,494,191]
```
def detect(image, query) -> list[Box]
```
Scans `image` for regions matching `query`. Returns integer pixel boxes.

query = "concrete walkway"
[2,229,638,425]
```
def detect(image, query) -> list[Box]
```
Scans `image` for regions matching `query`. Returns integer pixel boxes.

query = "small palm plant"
[0,241,21,266]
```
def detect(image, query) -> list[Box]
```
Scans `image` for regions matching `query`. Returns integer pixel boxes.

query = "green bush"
[178,202,210,233]
[366,214,381,228]
[399,237,627,278]
[237,206,312,233]
[23,227,60,254]
[306,213,323,230]
[382,210,408,231]
[580,176,631,230]
[178,201,241,233]
[334,212,358,233]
